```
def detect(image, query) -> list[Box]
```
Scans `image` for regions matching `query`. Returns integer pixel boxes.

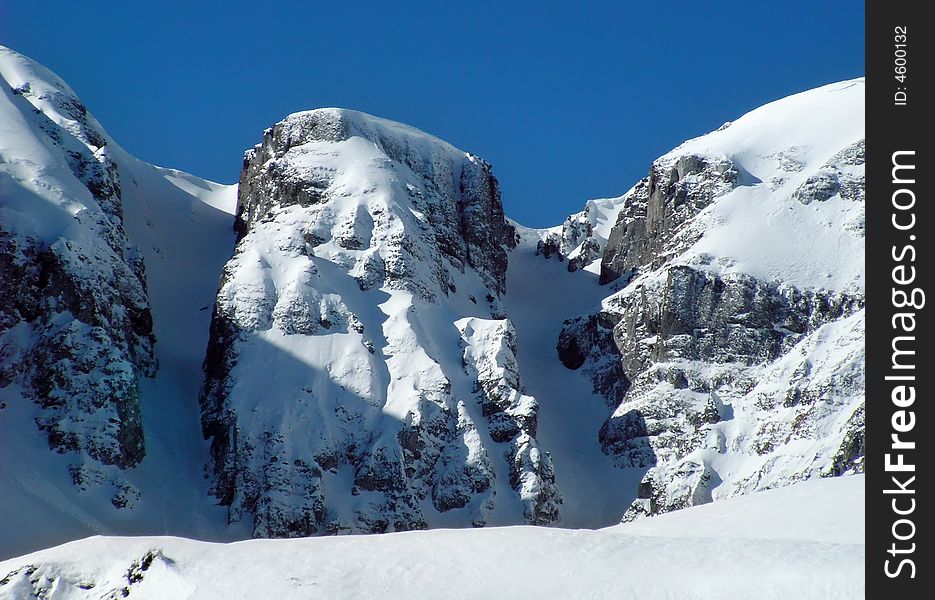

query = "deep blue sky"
[1,2,863,227]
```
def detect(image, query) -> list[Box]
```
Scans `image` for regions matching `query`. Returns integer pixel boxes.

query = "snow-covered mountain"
[1,46,240,558]
[555,80,865,518]
[1,41,864,581]
[0,475,865,599]
[200,108,560,536]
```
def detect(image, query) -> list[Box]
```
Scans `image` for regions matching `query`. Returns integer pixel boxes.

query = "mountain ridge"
[0,44,864,559]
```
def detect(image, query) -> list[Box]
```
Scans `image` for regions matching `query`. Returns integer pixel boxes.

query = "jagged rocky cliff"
[0,49,156,487]
[0,46,237,555]
[199,109,560,536]
[556,80,865,519]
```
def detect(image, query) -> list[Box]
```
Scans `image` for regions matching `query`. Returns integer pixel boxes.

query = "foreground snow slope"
[0,475,864,600]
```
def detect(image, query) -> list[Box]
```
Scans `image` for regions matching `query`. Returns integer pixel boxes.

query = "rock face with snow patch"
[599,154,739,285]
[534,197,623,273]
[0,49,155,478]
[596,269,865,519]
[457,317,560,524]
[558,81,866,519]
[200,108,561,536]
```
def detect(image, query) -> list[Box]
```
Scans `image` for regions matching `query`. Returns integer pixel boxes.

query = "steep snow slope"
[0,46,241,559]
[644,79,864,291]
[504,224,639,527]
[0,475,865,600]
[555,79,865,519]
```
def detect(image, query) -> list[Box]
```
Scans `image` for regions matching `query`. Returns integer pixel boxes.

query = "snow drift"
[0,475,865,599]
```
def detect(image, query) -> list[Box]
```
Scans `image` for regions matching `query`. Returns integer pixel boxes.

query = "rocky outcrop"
[556,313,628,407]
[605,267,861,374]
[457,317,561,525]
[534,199,617,272]
[235,109,515,298]
[561,110,866,520]
[535,212,596,273]
[595,267,865,518]
[600,154,739,285]
[0,54,155,477]
[200,109,560,537]
[792,140,865,212]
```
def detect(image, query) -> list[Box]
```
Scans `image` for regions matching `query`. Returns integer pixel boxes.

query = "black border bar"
[867,1,932,596]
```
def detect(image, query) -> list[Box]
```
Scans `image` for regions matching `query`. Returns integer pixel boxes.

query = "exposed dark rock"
[557,313,629,407]
[533,203,605,271]
[792,170,840,204]
[600,155,738,285]
[0,81,155,471]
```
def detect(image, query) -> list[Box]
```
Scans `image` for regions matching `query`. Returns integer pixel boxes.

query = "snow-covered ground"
[0,475,864,599]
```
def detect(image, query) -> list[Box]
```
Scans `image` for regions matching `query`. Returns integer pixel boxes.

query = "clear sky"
[1,1,863,227]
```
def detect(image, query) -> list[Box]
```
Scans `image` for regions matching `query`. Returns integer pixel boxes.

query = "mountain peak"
[277,107,465,155]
